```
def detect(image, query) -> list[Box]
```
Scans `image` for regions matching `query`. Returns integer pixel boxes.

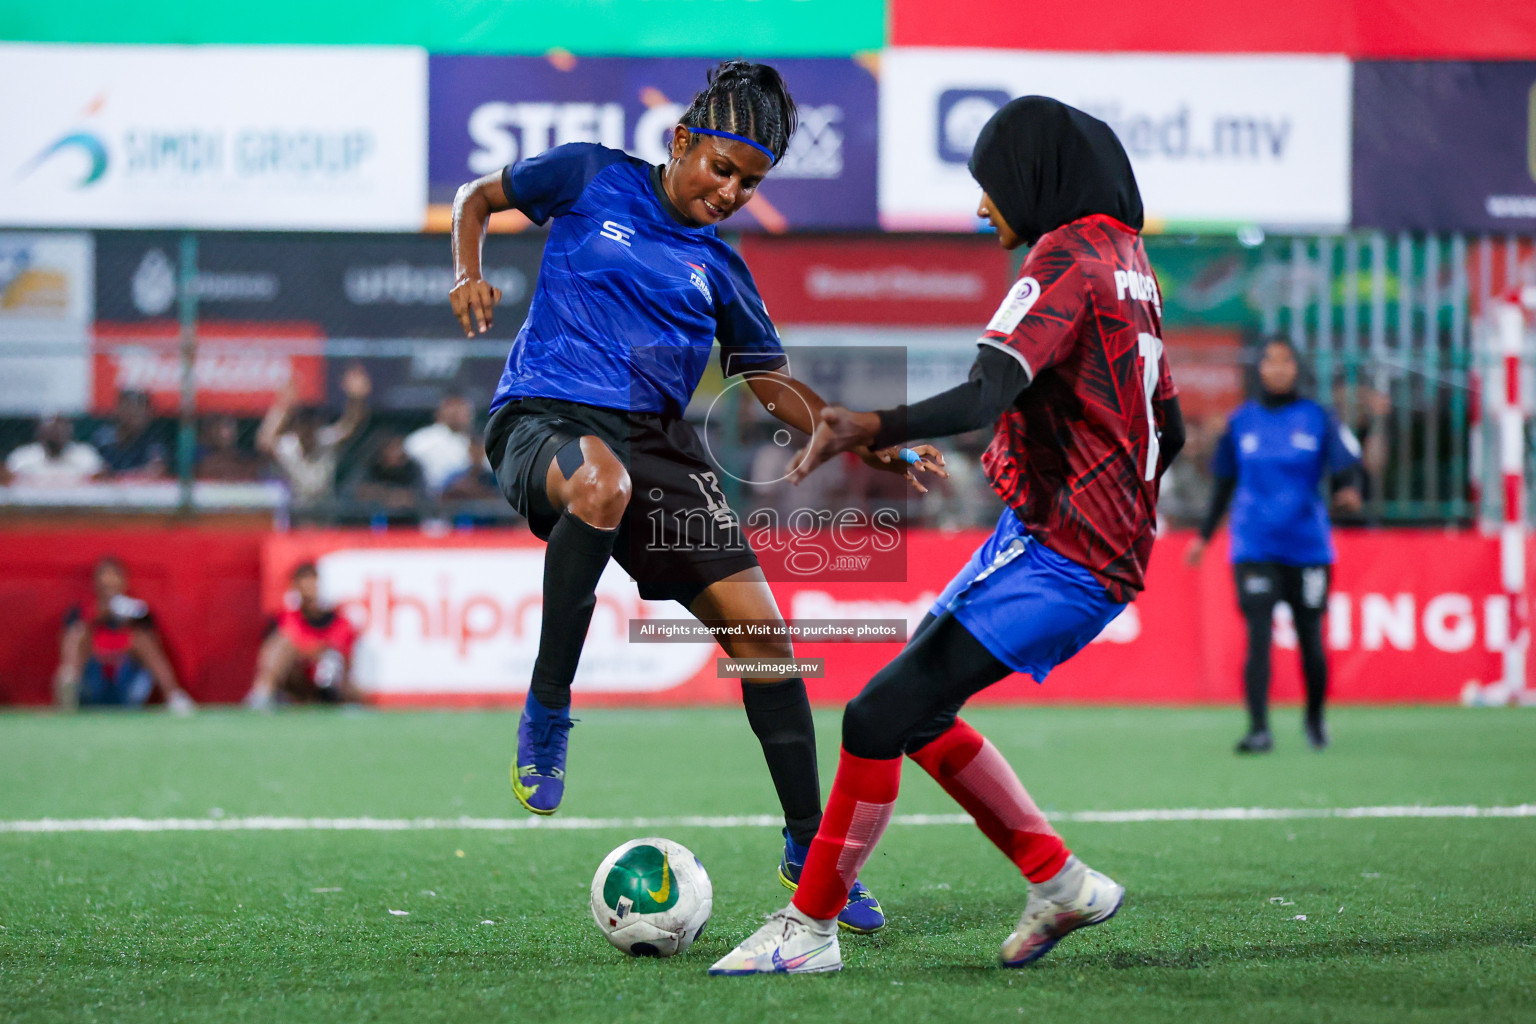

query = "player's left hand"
[860,445,948,494]
[788,405,880,484]
[1333,486,1363,515]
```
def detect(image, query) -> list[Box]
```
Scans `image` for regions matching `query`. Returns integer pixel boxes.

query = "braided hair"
[679,60,798,166]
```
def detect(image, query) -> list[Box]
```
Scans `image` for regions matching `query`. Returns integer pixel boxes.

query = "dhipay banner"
[261,529,1510,706]
[1353,61,1536,232]
[429,55,878,231]
[0,45,427,231]
[879,49,1352,231]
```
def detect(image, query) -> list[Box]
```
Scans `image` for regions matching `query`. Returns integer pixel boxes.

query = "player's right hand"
[450,275,503,337]
[1183,537,1206,567]
[789,405,880,485]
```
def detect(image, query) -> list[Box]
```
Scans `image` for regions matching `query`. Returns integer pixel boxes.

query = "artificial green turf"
[1,707,1532,1023]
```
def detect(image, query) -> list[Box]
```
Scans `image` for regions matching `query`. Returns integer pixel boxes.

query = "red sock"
[790,747,901,921]
[907,718,1069,882]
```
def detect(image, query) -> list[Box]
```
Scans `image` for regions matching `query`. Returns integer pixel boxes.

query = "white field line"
[0,805,1533,835]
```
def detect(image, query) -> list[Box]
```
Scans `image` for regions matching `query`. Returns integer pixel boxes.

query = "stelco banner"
[260,529,1514,707]
[429,55,879,230]
[1353,61,1536,233]
[0,45,427,231]
[879,49,1353,231]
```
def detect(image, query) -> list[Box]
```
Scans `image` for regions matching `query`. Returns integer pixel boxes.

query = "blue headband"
[686,127,777,165]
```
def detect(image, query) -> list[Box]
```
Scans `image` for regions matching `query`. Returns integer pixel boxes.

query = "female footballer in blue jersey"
[448,61,937,934]
[1185,337,1363,753]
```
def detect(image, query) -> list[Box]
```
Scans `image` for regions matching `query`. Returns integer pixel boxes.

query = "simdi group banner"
[1352,61,1536,233]
[0,45,427,231]
[262,529,1513,707]
[878,49,1352,231]
[429,55,879,231]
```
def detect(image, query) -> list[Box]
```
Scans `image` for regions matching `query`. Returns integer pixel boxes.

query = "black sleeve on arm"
[1199,476,1237,541]
[1156,394,1186,473]
[1330,464,1365,493]
[871,346,1029,449]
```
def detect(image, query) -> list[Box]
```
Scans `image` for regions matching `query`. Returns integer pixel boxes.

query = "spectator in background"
[2,416,104,486]
[404,392,474,494]
[195,414,262,482]
[441,437,502,503]
[1330,375,1392,520]
[347,432,426,521]
[245,562,361,709]
[92,390,169,478]
[257,366,371,511]
[1156,411,1224,530]
[55,556,194,713]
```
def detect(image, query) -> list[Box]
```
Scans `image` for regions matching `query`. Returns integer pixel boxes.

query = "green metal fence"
[1256,232,1534,525]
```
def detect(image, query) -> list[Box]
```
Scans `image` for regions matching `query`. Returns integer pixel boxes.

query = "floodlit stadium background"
[1,2,1535,708]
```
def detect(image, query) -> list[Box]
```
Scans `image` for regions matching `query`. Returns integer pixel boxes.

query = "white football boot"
[1000,858,1124,967]
[709,905,842,975]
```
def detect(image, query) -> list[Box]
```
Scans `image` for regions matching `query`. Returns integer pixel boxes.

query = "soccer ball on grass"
[590,837,712,957]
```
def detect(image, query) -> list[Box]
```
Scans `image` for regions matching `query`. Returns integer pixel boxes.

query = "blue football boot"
[511,694,573,815]
[777,828,886,934]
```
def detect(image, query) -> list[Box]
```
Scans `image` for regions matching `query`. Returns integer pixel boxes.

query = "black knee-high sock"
[1242,606,1273,733]
[530,510,617,710]
[1296,608,1329,724]
[740,678,821,846]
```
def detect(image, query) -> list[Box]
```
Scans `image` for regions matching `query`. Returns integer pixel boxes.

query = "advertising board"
[0,45,427,230]
[1353,61,1536,233]
[430,55,878,230]
[879,50,1352,231]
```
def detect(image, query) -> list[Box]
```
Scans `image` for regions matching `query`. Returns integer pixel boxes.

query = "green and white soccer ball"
[590,837,713,957]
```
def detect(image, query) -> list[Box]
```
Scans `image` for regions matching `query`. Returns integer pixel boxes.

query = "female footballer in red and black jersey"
[713,96,1187,975]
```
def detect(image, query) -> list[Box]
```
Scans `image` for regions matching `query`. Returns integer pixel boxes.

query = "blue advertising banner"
[1353,61,1536,232]
[429,55,878,231]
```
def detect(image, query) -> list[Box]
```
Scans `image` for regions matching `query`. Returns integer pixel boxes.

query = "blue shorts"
[932,509,1126,683]
[79,657,155,707]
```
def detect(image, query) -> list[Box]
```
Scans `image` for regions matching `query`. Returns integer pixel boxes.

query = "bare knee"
[564,461,630,529]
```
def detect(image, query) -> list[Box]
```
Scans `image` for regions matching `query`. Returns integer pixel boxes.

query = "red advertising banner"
[738,235,1012,326]
[0,526,1514,707]
[260,528,1515,708]
[890,1,1536,59]
[92,320,325,415]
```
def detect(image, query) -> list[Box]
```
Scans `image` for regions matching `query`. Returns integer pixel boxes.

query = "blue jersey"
[1213,397,1361,565]
[489,143,785,415]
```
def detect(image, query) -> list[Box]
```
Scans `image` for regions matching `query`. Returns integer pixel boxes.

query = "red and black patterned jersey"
[65,595,155,663]
[979,214,1177,602]
[273,606,358,659]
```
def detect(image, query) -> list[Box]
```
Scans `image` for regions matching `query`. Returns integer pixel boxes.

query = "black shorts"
[485,397,759,606]
[1234,562,1332,617]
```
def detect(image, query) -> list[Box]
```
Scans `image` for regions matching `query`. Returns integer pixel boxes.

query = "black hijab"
[968,96,1143,245]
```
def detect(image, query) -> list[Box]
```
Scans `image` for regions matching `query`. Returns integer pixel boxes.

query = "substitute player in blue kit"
[449,61,937,934]
[1185,337,1363,753]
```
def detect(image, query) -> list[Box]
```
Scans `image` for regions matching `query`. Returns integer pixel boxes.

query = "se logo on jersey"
[600,220,634,246]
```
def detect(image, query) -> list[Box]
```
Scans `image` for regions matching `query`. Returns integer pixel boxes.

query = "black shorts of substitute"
[1233,562,1332,618]
[485,397,760,607]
